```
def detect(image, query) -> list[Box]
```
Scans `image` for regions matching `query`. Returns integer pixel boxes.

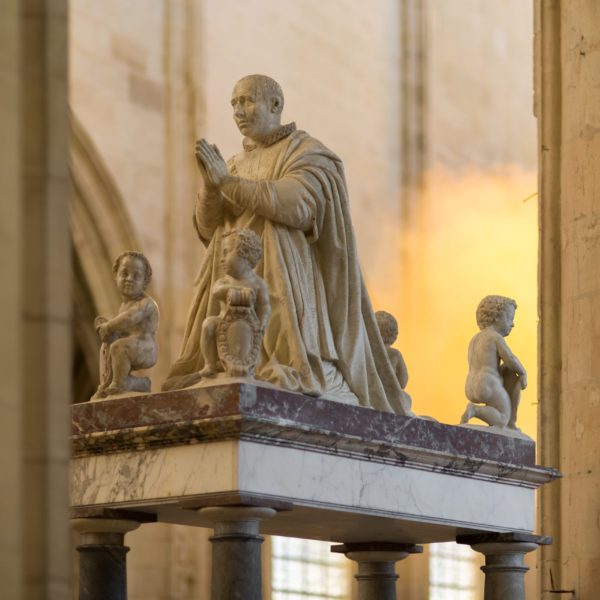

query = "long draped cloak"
[163,127,413,415]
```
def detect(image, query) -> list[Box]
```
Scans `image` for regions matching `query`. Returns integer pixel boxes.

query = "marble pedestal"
[70,382,558,596]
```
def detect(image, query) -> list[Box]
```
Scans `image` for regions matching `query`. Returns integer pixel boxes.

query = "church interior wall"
[537,1,600,597]
[401,1,539,437]
[67,1,542,598]
[1,0,583,598]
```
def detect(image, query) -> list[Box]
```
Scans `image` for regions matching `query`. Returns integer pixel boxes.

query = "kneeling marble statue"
[375,311,411,403]
[200,228,271,378]
[92,252,159,400]
[460,295,527,432]
[162,73,413,416]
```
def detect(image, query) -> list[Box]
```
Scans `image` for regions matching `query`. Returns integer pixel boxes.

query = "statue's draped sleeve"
[193,159,238,245]
[220,174,320,239]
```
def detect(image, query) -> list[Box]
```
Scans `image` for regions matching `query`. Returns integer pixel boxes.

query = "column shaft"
[72,517,141,600]
[210,523,264,600]
[200,506,276,600]
[77,544,129,600]
[354,560,399,600]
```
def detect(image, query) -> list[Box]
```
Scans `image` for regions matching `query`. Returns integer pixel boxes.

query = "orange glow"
[372,168,538,439]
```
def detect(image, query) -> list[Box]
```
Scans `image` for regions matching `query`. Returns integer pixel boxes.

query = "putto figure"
[375,311,410,392]
[460,295,527,430]
[92,252,159,399]
[162,74,412,415]
[199,228,271,378]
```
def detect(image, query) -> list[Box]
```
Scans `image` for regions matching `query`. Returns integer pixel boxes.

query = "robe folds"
[163,127,413,415]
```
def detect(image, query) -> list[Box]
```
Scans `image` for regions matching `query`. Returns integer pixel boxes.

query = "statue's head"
[231,75,284,143]
[375,310,398,346]
[222,228,263,270]
[113,251,152,298]
[476,295,517,335]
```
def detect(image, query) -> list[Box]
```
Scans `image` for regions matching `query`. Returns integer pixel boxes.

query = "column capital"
[457,532,551,600]
[72,518,142,547]
[332,542,423,600]
[332,541,422,563]
[71,508,155,545]
[457,531,552,548]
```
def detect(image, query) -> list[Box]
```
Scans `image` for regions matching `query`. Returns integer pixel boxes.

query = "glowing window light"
[271,536,350,599]
[429,542,478,600]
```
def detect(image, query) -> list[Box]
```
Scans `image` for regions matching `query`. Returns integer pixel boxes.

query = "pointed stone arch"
[70,111,142,401]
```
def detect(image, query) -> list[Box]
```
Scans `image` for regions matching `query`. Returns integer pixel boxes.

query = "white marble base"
[71,438,536,543]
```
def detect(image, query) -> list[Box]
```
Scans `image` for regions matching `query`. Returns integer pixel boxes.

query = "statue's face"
[231,79,278,141]
[116,256,146,299]
[221,236,246,278]
[495,305,515,337]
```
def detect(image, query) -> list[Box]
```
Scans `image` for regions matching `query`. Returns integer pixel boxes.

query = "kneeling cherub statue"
[375,310,409,390]
[375,310,413,414]
[199,228,271,379]
[92,251,159,400]
[460,294,527,432]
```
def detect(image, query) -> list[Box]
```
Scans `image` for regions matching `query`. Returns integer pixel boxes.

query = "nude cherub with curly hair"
[92,251,159,399]
[460,295,527,430]
[199,228,271,377]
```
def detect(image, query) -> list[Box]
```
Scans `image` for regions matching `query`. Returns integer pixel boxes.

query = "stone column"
[199,506,277,600]
[72,518,141,600]
[458,532,551,600]
[331,542,423,600]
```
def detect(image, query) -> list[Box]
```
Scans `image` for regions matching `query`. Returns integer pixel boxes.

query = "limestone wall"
[399,1,539,440]
[537,1,600,596]
[1,2,72,599]
[198,0,405,304]
[0,2,24,597]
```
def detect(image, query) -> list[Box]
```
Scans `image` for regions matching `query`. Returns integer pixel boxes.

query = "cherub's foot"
[460,403,476,424]
[105,384,125,396]
[199,365,217,378]
[91,387,108,400]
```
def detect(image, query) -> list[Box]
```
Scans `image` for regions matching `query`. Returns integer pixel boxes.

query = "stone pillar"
[458,532,551,600]
[331,542,423,600]
[199,506,276,600]
[72,518,141,600]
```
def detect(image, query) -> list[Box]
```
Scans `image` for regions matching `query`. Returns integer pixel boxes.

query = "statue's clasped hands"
[195,138,228,189]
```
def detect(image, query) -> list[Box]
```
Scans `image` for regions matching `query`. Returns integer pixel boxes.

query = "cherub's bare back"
[467,329,502,376]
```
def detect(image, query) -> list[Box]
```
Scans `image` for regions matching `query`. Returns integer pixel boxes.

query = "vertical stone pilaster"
[458,532,551,600]
[199,506,276,600]
[332,542,423,600]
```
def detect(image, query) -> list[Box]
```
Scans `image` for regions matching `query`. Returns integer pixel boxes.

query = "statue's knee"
[202,317,218,335]
[110,338,133,360]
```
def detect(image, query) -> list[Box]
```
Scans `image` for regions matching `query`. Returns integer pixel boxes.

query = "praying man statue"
[162,74,413,416]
